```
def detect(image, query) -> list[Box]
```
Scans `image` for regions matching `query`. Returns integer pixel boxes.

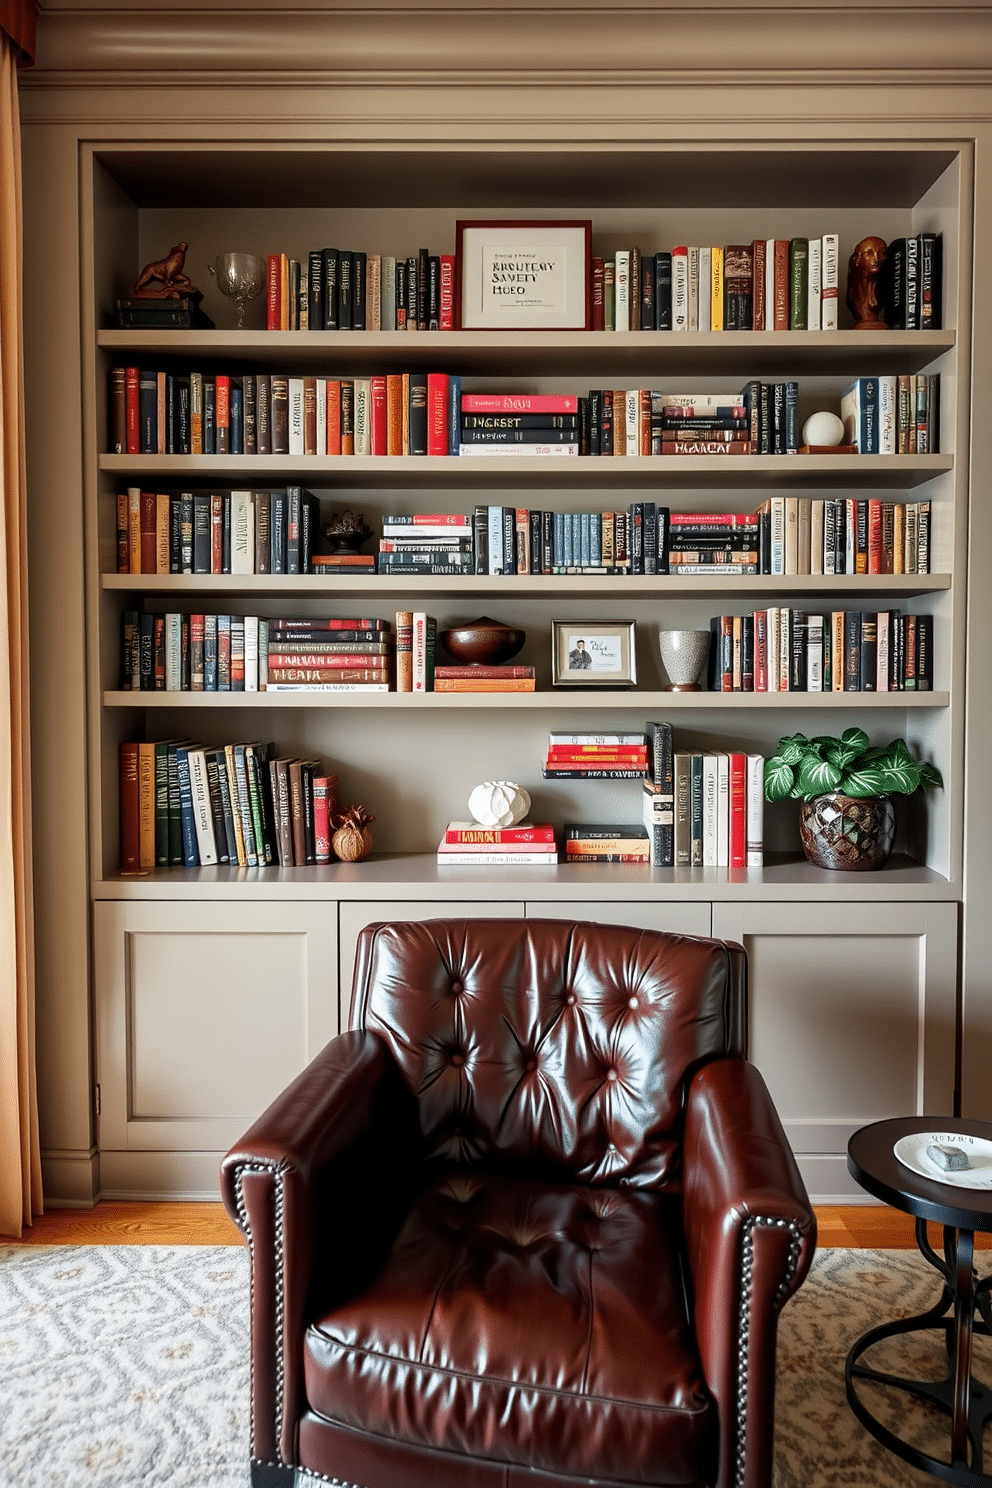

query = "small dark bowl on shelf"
[439,616,526,665]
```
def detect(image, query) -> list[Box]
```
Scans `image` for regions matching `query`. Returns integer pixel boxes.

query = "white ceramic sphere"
[802,410,845,447]
[468,781,531,828]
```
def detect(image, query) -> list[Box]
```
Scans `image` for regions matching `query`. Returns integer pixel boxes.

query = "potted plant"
[764,727,943,871]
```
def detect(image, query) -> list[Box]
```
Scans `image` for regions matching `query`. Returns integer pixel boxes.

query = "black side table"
[847,1117,992,1486]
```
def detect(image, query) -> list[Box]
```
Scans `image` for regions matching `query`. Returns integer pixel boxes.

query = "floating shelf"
[103,688,949,710]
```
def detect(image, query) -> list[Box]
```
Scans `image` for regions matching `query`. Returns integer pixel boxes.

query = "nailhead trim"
[734,1214,803,1488]
[294,1470,372,1487]
[233,1161,287,1465]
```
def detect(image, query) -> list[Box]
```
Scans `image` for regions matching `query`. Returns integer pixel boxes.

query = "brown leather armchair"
[222,918,816,1488]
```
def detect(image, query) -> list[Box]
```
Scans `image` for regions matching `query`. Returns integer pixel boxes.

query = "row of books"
[642,720,764,869]
[709,609,934,692]
[119,737,339,871]
[120,614,396,693]
[379,500,931,578]
[436,821,558,867]
[266,248,455,332]
[593,237,841,333]
[115,487,319,576]
[542,731,648,780]
[841,375,939,454]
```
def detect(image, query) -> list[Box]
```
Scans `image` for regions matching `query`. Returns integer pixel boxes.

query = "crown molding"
[24,8,992,86]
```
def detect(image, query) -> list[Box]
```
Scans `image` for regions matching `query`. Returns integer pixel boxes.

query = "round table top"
[848,1117,992,1231]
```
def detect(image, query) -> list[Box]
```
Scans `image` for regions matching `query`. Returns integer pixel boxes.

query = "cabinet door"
[93,900,338,1159]
[338,901,525,1029]
[711,901,958,1203]
[525,901,712,936]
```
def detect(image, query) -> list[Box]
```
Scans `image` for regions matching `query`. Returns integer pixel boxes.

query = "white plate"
[894,1131,992,1190]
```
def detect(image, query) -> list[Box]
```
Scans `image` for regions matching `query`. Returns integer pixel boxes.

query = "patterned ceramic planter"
[799,792,896,871]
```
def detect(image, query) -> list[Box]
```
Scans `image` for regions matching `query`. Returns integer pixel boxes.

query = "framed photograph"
[456,220,592,330]
[552,621,637,688]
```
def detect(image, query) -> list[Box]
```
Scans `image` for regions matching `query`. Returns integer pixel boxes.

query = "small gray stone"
[927,1141,971,1172]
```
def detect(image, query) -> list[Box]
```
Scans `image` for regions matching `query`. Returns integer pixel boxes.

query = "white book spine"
[165,613,182,691]
[784,496,799,575]
[702,755,719,866]
[845,497,858,573]
[766,606,780,693]
[716,753,730,868]
[810,499,825,576]
[288,377,305,455]
[231,490,255,575]
[745,755,765,867]
[820,234,839,330]
[488,505,504,573]
[243,615,259,693]
[778,609,790,692]
[353,378,371,455]
[698,247,712,332]
[672,251,689,331]
[626,389,639,456]
[367,253,381,331]
[878,375,897,454]
[437,851,559,866]
[770,496,786,574]
[806,238,822,330]
[687,247,700,331]
[615,250,630,332]
[876,610,890,692]
[458,444,579,457]
[764,239,776,332]
[806,614,824,691]
[315,380,327,455]
[187,749,218,865]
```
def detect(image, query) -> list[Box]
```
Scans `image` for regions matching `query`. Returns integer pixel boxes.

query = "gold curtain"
[0,26,42,1236]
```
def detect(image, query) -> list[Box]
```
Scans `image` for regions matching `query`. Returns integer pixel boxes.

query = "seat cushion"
[304,1173,714,1485]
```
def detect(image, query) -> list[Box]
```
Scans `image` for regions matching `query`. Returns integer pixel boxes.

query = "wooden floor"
[4,1201,992,1248]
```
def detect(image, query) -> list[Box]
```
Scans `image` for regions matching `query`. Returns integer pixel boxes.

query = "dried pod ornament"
[331,804,375,863]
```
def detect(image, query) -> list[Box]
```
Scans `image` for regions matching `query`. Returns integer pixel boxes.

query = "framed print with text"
[456,220,592,330]
[552,621,637,688]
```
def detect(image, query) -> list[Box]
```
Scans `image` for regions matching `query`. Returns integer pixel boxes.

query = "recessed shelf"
[98,452,953,489]
[101,572,952,599]
[103,688,949,710]
[92,851,955,904]
[96,327,955,377]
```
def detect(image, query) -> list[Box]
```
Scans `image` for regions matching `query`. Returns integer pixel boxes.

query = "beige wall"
[19,2,992,1202]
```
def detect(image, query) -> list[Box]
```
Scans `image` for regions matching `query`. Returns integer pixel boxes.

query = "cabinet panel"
[94,900,338,1156]
[525,901,711,936]
[712,901,958,1203]
[338,901,525,1029]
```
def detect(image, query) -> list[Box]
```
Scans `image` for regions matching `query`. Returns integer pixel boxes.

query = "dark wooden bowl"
[438,616,526,665]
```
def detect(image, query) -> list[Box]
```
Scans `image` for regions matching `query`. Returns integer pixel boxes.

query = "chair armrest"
[220,1030,417,1476]
[682,1056,816,1488]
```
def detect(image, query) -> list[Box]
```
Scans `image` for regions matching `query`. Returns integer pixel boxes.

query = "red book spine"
[546,748,648,763]
[639,388,651,455]
[139,490,157,574]
[215,376,230,453]
[313,774,339,864]
[729,752,747,868]
[120,742,140,871]
[210,493,224,573]
[439,255,456,330]
[267,255,280,331]
[591,257,605,331]
[460,394,579,413]
[370,376,388,456]
[125,367,140,454]
[267,651,388,667]
[270,617,387,630]
[427,373,449,455]
[444,824,557,844]
[867,499,884,575]
[773,240,790,331]
[326,380,341,455]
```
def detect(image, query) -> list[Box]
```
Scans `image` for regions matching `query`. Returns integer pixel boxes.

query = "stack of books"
[267,246,456,331]
[265,617,394,692]
[542,731,648,779]
[433,666,535,693]
[459,394,580,457]
[667,511,759,575]
[657,393,754,455]
[671,752,764,869]
[436,821,558,867]
[395,611,436,692]
[378,512,474,575]
[564,824,651,864]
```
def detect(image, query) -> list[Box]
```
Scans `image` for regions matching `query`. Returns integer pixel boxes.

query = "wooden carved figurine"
[846,236,888,330]
[133,242,199,299]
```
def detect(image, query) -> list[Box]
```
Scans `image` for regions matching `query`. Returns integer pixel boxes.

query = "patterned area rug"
[1,1242,989,1486]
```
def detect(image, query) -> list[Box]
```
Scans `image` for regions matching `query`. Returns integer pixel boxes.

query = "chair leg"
[251,1462,296,1487]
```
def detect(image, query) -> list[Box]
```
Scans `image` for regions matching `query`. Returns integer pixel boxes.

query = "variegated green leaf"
[887,738,914,766]
[841,727,870,750]
[775,733,809,765]
[920,762,944,788]
[877,765,922,795]
[796,755,843,797]
[764,757,796,802]
[838,766,889,797]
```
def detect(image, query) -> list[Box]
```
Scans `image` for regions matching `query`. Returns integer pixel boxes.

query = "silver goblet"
[208,252,266,329]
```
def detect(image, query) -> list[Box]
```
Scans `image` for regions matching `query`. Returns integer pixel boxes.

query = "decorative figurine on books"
[468,781,531,828]
[133,241,200,298]
[846,235,889,330]
[323,509,373,555]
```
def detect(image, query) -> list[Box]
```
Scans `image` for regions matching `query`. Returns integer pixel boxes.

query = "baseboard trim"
[41,1147,100,1207]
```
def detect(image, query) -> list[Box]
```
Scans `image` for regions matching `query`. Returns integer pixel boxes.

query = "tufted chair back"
[350,917,747,1192]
